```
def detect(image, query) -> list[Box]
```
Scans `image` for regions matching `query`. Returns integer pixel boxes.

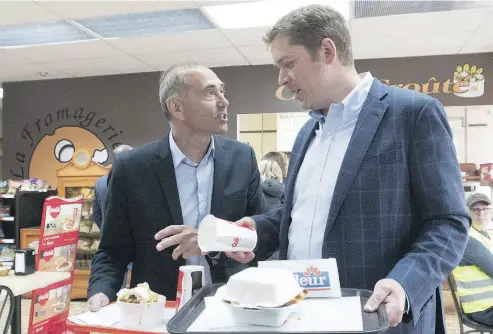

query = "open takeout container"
[116,295,166,328]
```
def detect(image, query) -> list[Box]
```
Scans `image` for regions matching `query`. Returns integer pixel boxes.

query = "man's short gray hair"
[113,144,133,155]
[263,4,353,66]
[158,61,203,121]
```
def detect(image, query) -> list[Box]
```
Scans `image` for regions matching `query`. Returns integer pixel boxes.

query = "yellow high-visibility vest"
[452,228,493,314]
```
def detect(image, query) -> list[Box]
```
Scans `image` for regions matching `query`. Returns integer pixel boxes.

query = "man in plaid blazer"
[225,5,471,334]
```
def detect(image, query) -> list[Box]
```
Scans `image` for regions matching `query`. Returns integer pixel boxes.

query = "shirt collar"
[169,132,215,168]
[309,72,374,124]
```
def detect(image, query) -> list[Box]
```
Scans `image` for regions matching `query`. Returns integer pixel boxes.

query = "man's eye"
[284,61,293,68]
[220,89,226,95]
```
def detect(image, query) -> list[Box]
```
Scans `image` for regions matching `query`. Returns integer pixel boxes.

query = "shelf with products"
[56,149,110,299]
[65,186,101,271]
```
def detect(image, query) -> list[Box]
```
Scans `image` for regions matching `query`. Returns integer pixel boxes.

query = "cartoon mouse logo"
[29,127,109,188]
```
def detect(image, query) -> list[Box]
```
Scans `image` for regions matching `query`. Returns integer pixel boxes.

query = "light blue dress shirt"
[288,72,374,260]
[169,133,214,284]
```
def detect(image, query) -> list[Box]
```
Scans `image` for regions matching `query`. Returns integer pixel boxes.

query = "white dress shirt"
[169,133,214,284]
[288,73,374,260]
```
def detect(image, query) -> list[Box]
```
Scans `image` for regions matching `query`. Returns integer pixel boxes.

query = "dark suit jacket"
[88,135,268,301]
[253,79,471,333]
[92,174,108,229]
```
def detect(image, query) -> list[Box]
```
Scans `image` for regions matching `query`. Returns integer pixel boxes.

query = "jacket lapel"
[152,135,183,226]
[322,80,389,245]
[211,137,230,216]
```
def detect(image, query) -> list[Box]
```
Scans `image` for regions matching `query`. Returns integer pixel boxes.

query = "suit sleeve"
[246,146,270,216]
[386,98,471,326]
[88,156,135,301]
[92,182,103,229]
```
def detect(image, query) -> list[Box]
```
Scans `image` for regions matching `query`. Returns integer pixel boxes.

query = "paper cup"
[198,214,257,252]
[117,296,166,328]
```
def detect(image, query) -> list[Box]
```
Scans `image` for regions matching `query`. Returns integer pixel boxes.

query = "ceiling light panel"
[74,8,214,39]
[202,0,350,29]
[0,21,96,48]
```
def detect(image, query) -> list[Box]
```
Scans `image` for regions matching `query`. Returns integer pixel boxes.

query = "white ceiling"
[0,1,492,84]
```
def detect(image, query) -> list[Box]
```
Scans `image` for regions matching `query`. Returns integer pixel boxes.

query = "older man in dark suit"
[227,5,470,334]
[88,62,269,311]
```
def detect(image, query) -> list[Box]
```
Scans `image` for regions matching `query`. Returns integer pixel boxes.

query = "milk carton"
[258,259,342,298]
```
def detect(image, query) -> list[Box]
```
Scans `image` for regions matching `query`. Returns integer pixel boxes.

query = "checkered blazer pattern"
[253,79,471,333]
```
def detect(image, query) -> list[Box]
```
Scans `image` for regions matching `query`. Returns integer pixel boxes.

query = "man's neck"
[171,127,211,164]
[321,67,362,116]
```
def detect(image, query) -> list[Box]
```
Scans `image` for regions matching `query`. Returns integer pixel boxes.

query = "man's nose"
[278,70,288,87]
[218,94,229,108]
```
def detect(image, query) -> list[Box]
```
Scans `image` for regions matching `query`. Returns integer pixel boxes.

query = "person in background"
[262,151,288,181]
[92,144,133,289]
[87,61,268,312]
[259,159,284,208]
[452,193,493,326]
[225,4,470,333]
[93,144,133,229]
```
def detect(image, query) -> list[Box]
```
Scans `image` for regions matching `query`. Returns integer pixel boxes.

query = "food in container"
[215,267,307,327]
[116,282,166,328]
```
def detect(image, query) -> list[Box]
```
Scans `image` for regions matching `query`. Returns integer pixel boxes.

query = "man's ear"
[320,38,336,65]
[167,97,185,121]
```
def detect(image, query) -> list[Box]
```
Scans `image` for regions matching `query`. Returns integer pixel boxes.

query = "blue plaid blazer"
[253,79,471,333]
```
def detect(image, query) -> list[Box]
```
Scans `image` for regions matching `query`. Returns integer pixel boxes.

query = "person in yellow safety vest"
[452,193,493,326]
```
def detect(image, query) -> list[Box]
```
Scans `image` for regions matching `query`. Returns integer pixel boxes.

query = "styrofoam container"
[221,267,304,308]
[225,300,300,327]
[116,295,166,328]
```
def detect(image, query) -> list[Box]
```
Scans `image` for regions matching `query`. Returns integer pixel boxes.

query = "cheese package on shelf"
[258,259,342,298]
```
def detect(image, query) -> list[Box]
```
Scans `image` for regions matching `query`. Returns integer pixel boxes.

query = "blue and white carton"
[258,259,342,298]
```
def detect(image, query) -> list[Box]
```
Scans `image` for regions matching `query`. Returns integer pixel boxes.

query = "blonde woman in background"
[259,159,285,208]
[262,151,288,181]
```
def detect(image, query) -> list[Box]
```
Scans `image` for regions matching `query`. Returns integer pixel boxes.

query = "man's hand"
[364,278,406,327]
[223,217,257,264]
[155,225,201,260]
[87,293,110,312]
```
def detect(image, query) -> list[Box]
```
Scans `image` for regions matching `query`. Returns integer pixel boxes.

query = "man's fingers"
[364,285,388,312]
[386,301,403,327]
[154,225,185,241]
[172,244,184,260]
[235,217,256,230]
[156,234,183,251]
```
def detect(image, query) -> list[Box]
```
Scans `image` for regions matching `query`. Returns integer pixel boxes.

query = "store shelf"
[0,194,15,199]
[0,216,14,222]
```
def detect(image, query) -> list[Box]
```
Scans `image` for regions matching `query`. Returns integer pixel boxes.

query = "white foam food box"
[214,267,305,327]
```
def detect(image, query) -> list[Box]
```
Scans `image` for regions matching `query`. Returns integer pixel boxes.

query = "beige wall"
[238,113,277,161]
